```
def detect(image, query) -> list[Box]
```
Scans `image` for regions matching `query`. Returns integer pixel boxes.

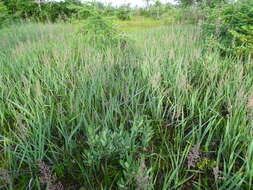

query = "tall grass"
[0,22,253,189]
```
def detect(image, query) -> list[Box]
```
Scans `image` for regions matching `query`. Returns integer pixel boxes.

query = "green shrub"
[203,0,253,57]
[3,0,74,23]
[174,8,204,24]
[82,11,127,50]
[162,7,204,24]
[117,9,131,21]
[67,4,93,20]
[139,2,172,19]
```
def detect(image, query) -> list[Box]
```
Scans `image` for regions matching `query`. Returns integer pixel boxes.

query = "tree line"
[0,0,229,24]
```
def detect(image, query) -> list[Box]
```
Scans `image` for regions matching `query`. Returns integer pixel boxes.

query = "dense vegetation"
[204,0,253,57]
[0,0,253,189]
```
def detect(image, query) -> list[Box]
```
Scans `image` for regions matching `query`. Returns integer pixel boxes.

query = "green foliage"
[116,6,131,21]
[82,11,127,50]
[162,7,204,24]
[0,2,8,26]
[2,0,75,22]
[174,7,204,24]
[144,0,163,19]
[177,0,227,8]
[67,4,92,20]
[203,0,253,57]
[140,2,173,19]
[116,16,162,32]
[0,1,130,23]
[39,2,72,22]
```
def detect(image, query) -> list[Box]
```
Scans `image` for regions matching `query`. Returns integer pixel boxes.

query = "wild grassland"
[0,22,253,190]
[115,16,162,32]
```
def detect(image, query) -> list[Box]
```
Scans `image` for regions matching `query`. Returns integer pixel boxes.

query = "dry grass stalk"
[16,118,29,140]
[135,160,150,190]
[149,72,161,89]
[236,86,245,106]
[0,169,11,188]
[35,80,42,99]
[227,98,232,115]
[248,53,252,63]
[178,73,189,92]
[213,165,225,181]
[175,105,182,120]
[246,89,253,125]
[247,90,253,110]
[215,6,223,39]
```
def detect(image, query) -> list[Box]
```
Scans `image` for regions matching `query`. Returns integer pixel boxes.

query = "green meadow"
[115,16,162,32]
[0,14,253,190]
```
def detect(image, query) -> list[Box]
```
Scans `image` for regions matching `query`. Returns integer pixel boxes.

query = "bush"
[82,11,127,49]
[67,4,93,20]
[117,9,131,21]
[203,0,253,57]
[3,0,73,23]
[174,8,204,24]
[162,7,204,25]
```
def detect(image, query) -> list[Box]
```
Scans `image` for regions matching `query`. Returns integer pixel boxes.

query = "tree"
[117,4,131,20]
[65,0,81,4]
[176,0,194,7]
[154,0,162,18]
[177,0,227,7]
[144,0,153,8]
[34,0,45,11]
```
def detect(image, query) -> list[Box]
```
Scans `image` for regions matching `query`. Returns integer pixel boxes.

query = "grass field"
[115,16,162,32]
[0,20,253,189]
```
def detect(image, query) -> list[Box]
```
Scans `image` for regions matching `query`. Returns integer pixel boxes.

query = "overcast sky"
[79,0,175,7]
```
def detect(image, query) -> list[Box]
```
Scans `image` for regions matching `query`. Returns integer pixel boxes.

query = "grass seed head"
[187,143,201,168]
[39,161,64,190]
